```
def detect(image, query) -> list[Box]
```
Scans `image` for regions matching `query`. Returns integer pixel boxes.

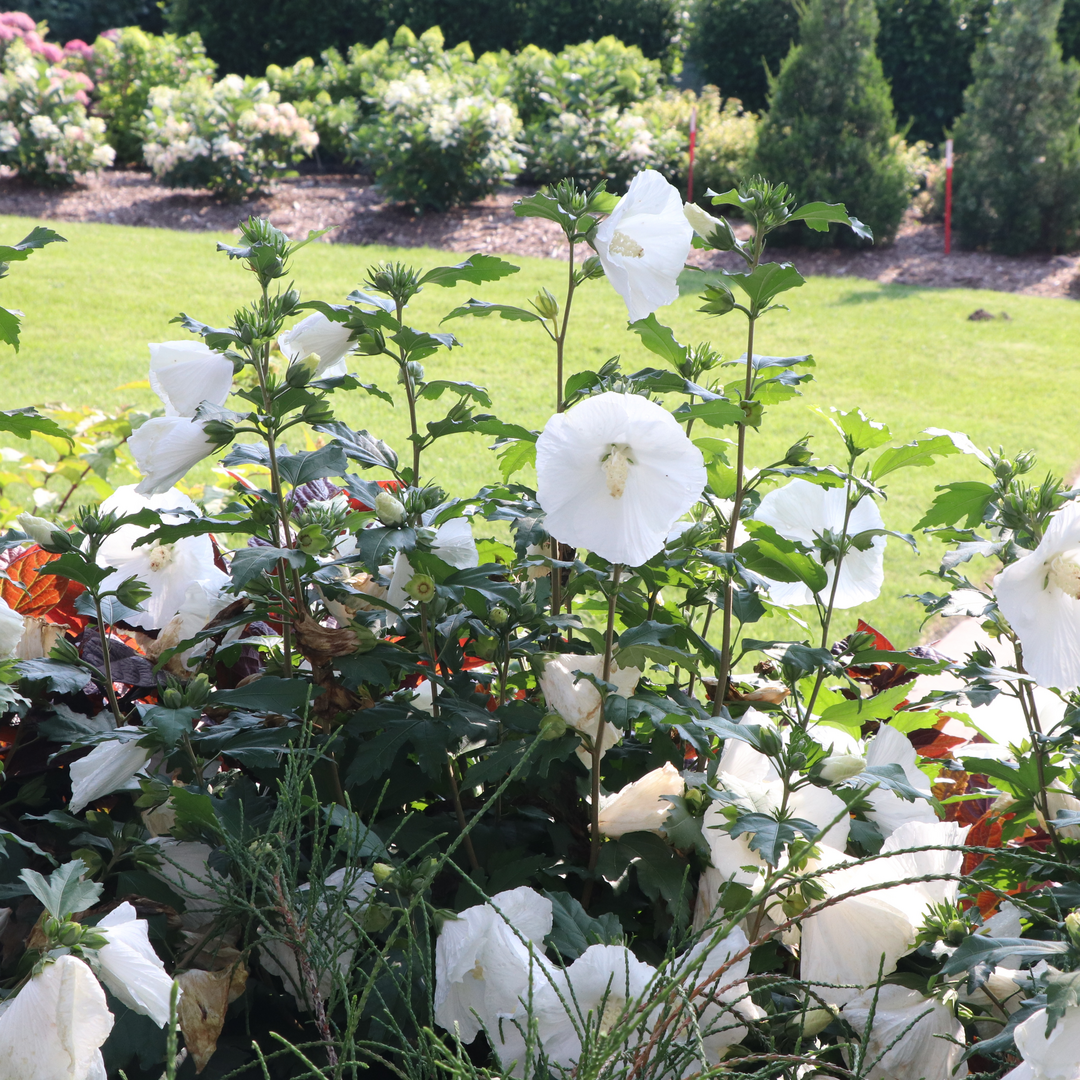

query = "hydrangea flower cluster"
[0,36,112,184]
[143,74,318,200]
[356,69,524,210]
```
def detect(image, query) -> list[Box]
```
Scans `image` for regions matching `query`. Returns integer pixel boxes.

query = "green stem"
[420,601,479,872]
[94,597,124,726]
[713,313,756,715]
[584,563,622,907]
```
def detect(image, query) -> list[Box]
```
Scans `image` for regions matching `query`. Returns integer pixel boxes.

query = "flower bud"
[818,753,867,782]
[800,1004,839,1037]
[301,401,334,425]
[539,713,568,740]
[698,282,736,317]
[1065,911,1080,948]
[532,288,559,320]
[16,512,61,547]
[162,687,184,709]
[295,524,329,555]
[488,605,509,627]
[202,418,236,445]
[946,919,968,946]
[58,920,83,947]
[404,573,436,603]
[374,491,406,526]
[784,441,813,467]
[286,352,319,387]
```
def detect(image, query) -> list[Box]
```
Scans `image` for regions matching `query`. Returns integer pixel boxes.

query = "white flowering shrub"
[0,36,112,184]
[142,74,318,200]
[352,69,523,210]
[83,26,216,166]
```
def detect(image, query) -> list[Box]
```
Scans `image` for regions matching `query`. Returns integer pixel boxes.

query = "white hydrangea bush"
[352,69,523,211]
[142,74,318,200]
[0,38,113,185]
[523,104,663,189]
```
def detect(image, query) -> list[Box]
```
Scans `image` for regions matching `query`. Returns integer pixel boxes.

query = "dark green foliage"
[876,0,992,143]
[686,0,801,112]
[1059,0,1080,58]
[952,0,1080,253]
[751,0,911,246]
[19,0,162,43]
[167,0,683,75]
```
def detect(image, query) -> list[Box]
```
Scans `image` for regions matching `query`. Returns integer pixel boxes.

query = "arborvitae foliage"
[953,0,1080,254]
[686,0,801,113]
[876,0,993,143]
[751,0,911,246]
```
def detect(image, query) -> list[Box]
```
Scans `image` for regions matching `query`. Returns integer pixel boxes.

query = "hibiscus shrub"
[1,172,1080,1080]
[142,72,319,199]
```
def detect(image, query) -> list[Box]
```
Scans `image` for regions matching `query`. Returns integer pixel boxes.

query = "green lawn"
[2,214,1077,647]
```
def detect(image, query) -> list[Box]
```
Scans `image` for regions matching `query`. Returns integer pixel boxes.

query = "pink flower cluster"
[0,12,97,102]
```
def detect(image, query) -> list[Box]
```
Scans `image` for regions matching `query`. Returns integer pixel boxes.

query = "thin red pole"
[687,105,697,204]
[944,138,953,255]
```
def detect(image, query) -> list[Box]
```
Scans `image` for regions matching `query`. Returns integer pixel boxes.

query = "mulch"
[0,167,1077,299]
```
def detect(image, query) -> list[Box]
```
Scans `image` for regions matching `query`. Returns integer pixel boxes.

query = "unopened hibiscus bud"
[532,288,559,320]
[1066,911,1080,948]
[488,605,509,627]
[301,400,334,425]
[539,713,567,740]
[698,282,735,317]
[202,418,236,445]
[374,491,406,526]
[372,861,394,885]
[16,512,61,547]
[295,524,329,555]
[162,687,184,709]
[286,352,320,387]
[946,919,968,946]
[683,202,733,248]
[783,441,813,467]
[818,753,867,782]
[404,573,436,603]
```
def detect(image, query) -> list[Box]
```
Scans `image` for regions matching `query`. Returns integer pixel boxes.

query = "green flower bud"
[404,574,436,603]
[488,605,509,627]
[946,919,968,946]
[185,673,213,708]
[784,441,813,467]
[286,353,320,387]
[295,524,329,555]
[539,713,567,741]
[698,282,736,317]
[532,288,559,320]
[163,687,184,710]
[59,920,83,947]
[372,862,394,885]
[202,418,236,445]
[683,786,709,814]
[301,401,334,425]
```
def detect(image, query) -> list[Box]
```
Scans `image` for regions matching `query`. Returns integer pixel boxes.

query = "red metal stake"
[687,106,697,204]
[944,138,953,255]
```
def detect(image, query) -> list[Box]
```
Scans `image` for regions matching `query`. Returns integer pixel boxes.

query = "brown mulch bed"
[1,168,1078,298]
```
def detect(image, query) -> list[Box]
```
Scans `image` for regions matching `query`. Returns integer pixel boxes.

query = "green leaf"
[442,299,544,324]
[15,658,91,693]
[603,831,691,914]
[418,380,492,406]
[815,407,891,453]
[851,762,928,803]
[418,254,520,288]
[497,438,536,481]
[871,433,962,481]
[740,523,828,591]
[314,421,398,472]
[786,201,873,241]
[141,706,199,752]
[513,191,576,228]
[727,813,820,866]
[720,262,805,310]
[0,306,21,350]
[169,787,224,842]
[914,482,995,531]
[543,890,622,959]
[21,858,102,920]
[392,326,459,362]
[39,551,113,591]
[628,314,688,368]
[209,677,319,716]
[229,545,310,587]
[277,443,349,487]
[671,398,747,429]
[938,934,1066,978]
[816,682,912,734]
[0,225,65,262]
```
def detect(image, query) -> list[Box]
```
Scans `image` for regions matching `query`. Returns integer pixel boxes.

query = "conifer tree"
[752,0,910,246]
[953,0,1080,253]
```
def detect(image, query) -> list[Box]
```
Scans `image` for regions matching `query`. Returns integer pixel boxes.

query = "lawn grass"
[1,213,1078,647]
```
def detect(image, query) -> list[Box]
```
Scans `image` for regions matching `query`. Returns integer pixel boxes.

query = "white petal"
[842,985,968,1080]
[69,733,150,813]
[149,340,234,417]
[92,902,177,1026]
[536,392,706,566]
[129,417,218,495]
[278,313,354,379]
[597,762,684,838]
[0,596,25,658]
[0,954,113,1080]
[863,725,936,837]
[432,517,479,569]
[1014,1004,1080,1080]
[995,502,1080,690]
[146,838,224,928]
